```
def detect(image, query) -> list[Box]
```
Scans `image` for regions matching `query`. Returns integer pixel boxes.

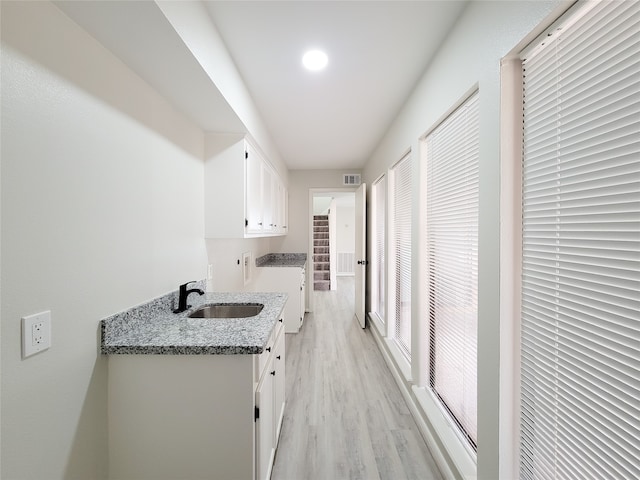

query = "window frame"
[501,1,640,477]
[423,89,480,451]
[388,151,413,364]
[518,2,640,478]
[370,173,387,334]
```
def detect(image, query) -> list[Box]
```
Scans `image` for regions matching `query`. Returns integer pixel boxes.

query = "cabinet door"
[273,329,286,443]
[274,181,288,235]
[281,184,288,234]
[256,357,275,480]
[300,271,306,327]
[246,145,264,234]
[262,165,274,232]
[272,179,282,233]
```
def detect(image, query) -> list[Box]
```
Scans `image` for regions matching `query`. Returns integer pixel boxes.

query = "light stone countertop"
[256,253,307,268]
[101,287,287,355]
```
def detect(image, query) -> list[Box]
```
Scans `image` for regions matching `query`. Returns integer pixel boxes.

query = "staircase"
[313,215,331,291]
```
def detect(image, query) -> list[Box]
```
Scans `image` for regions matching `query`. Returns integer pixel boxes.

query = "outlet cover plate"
[22,311,51,358]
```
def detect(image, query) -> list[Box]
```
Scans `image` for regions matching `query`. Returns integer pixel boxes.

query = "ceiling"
[55,0,469,171]
[205,1,468,170]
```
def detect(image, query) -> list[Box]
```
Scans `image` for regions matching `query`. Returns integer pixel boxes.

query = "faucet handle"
[179,280,196,289]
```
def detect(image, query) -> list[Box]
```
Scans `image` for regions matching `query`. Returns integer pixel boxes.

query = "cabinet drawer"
[255,317,283,382]
[274,315,284,338]
[256,330,275,382]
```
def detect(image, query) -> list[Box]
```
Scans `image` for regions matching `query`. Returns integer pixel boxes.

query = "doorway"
[307,189,356,313]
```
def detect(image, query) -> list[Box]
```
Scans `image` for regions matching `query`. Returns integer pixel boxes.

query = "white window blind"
[372,175,387,325]
[520,1,640,479]
[392,154,412,359]
[425,90,479,449]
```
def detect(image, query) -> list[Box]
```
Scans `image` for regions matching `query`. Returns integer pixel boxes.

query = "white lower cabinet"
[255,326,285,480]
[273,329,286,440]
[107,319,285,480]
[254,266,306,333]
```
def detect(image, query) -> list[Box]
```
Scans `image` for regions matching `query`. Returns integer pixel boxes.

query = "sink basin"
[188,303,264,319]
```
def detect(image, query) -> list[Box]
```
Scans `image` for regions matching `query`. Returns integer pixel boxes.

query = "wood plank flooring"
[271,277,442,480]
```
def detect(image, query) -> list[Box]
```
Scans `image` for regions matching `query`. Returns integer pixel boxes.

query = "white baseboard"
[368,315,470,480]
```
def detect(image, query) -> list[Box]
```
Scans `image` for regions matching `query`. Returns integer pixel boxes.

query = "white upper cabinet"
[204,134,287,238]
[245,142,264,234]
[261,163,274,232]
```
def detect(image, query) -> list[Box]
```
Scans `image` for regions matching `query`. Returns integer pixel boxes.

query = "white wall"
[361,1,567,479]
[313,196,331,215]
[273,169,361,254]
[1,2,207,478]
[328,198,337,289]
[336,204,355,255]
[205,238,274,292]
[155,0,288,186]
[272,170,361,307]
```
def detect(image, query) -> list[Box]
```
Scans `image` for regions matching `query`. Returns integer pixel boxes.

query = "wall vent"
[343,174,361,186]
[337,252,356,275]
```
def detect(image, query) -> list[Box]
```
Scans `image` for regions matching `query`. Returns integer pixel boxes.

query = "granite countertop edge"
[100,285,288,356]
[255,253,307,268]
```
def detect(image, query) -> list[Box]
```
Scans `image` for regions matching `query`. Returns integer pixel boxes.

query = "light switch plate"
[243,252,251,286]
[22,311,52,358]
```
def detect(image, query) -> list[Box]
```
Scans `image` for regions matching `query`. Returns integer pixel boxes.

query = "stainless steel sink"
[188,303,264,319]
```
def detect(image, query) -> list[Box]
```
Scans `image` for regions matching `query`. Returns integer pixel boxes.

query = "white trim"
[497,2,581,477]
[418,85,479,141]
[519,0,593,60]
[308,187,357,312]
[370,173,387,327]
[388,151,413,360]
[501,1,577,63]
[498,56,523,480]
[369,323,468,480]
[421,90,480,449]
[413,387,477,480]
[385,336,412,383]
[368,312,385,337]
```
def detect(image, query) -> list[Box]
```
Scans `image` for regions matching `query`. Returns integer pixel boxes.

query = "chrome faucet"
[173,281,205,313]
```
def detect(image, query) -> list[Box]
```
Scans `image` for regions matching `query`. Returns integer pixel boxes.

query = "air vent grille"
[343,174,361,186]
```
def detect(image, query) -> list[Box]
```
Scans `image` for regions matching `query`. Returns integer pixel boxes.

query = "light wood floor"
[271,277,442,480]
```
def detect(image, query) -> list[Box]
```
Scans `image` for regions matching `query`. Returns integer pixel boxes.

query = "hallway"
[271,277,442,480]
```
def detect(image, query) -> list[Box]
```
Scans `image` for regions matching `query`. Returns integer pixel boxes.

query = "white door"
[354,183,366,328]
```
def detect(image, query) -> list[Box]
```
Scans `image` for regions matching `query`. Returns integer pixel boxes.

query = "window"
[424,90,479,449]
[371,174,387,328]
[520,1,640,478]
[390,153,412,360]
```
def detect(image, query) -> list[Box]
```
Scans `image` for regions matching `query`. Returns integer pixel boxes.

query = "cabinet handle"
[270,370,276,376]
[266,347,271,352]
[279,318,283,323]
[276,355,281,360]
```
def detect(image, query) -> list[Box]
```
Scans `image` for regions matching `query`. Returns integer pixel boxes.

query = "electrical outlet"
[22,311,51,358]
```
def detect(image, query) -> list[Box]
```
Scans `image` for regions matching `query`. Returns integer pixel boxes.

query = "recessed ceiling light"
[302,50,328,71]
